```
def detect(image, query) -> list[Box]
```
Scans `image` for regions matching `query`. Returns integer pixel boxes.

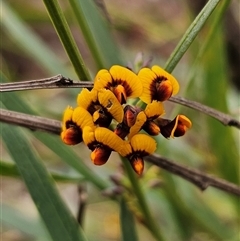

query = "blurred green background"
[1,0,239,241]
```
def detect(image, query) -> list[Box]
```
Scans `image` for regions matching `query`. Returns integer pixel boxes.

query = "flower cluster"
[61,65,192,175]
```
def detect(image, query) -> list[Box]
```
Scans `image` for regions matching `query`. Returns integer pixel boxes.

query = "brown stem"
[0,75,93,92]
[169,96,240,128]
[0,108,239,196]
[145,155,240,196]
[1,76,239,129]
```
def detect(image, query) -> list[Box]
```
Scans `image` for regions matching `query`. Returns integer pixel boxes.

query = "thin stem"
[42,0,91,80]
[1,78,239,129]
[0,108,61,135]
[0,108,239,197]
[145,155,240,196]
[164,0,221,73]
[0,75,93,92]
[121,158,165,241]
[169,96,240,129]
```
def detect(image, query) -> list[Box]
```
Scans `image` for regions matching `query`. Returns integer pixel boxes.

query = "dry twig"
[1,76,239,129]
[0,108,239,196]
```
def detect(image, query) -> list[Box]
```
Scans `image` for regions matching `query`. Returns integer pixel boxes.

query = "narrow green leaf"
[162,174,234,240]
[0,161,85,183]
[1,124,88,241]
[2,204,51,241]
[120,198,138,241]
[1,2,71,77]
[121,158,165,241]
[164,0,220,73]
[68,0,123,69]
[42,0,91,80]
[0,72,109,190]
[34,132,109,190]
[202,25,239,184]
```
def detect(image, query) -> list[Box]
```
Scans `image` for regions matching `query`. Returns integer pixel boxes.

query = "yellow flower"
[61,64,192,175]
[83,126,126,165]
[142,101,165,135]
[119,134,157,175]
[93,65,143,104]
[128,111,147,139]
[138,65,179,103]
[77,88,123,127]
[61,106,94,145]
[156,115,192,138]
[116,102,165,139]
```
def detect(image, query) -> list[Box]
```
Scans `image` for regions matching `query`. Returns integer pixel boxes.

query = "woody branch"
[0,108,239,196]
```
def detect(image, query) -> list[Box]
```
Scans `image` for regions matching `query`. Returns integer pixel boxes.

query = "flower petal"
[157,115,192,138]
[61,127,82,145]
[143,120,160,136]
[62,106,74,130]
[94,127,126,153]
[152,65,179,96]
[138,65,179,103]
[91,147,111,165]
[109,65,143,99]
[130,134,157,155]
[129,156,144,175]
[82,126,95,147]
[123,105,141,127]
[98,89,124,123]
[144,101,165,119]
[118,142,132,157]
[77,88,98,110]
[171,115,192,137]
[112,84,127,104]
[93,69,112,90]
[92,108,112,127]
[138,67,157,103]
[128,111,147,139]
[72,106,95,129]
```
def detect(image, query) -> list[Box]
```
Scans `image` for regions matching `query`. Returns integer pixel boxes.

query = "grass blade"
[0,161,84,183]
[1,2,71,77]
[42,0,91,80]
[1,124,88,241]
[164,0,220,73]
[120,198,138,241]
[68,0,123,69]
[2,204,51,241]
[121,158,165,241]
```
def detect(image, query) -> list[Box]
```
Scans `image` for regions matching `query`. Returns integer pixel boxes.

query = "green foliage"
[1,1,239,241]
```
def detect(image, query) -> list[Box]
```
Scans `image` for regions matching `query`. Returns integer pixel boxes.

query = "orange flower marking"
[83,127,126,165]
[77,88,123,127]
[119,134,157,175]
[61,106,93,145]
[94,65,143,104]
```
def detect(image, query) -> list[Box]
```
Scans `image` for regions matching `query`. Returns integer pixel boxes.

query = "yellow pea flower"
[138,65,179,103]
[94,65,143,104]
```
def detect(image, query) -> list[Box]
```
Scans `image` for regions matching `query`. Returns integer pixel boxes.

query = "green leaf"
[68,0,123,69]
[121,158,165,241]
[0,161,85,183]
[164,0,220,73]
[1,124,88,241]
[42,0,91,80]
[202,25,239,184]
[1,1,71,77]
[120,198,138,241]
[162,174,234,240]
